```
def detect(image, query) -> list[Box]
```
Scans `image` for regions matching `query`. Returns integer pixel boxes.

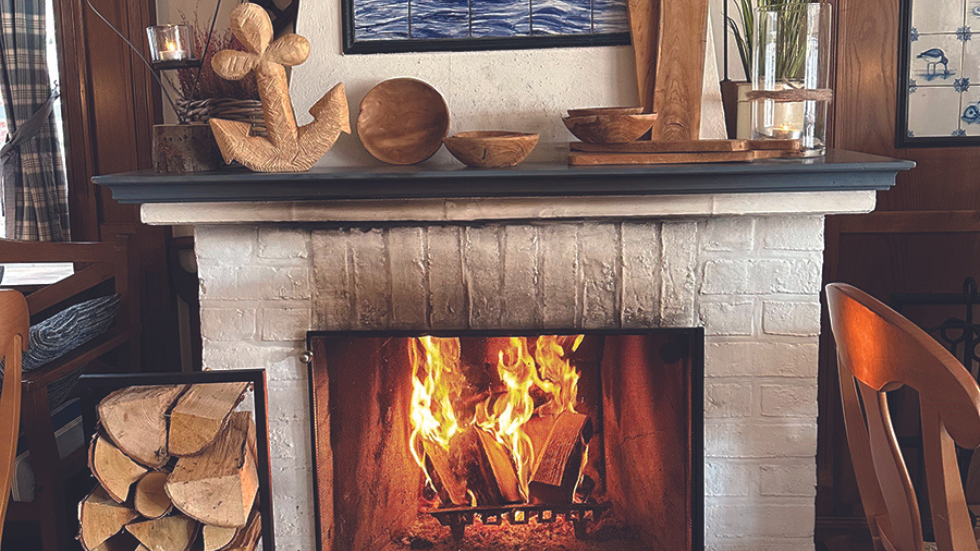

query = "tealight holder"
[750,3,832,157]
[146,25,197,67]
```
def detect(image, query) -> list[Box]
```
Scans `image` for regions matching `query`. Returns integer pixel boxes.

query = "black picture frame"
[340,0,631,54]
[78,369,275,551]
[896,0,980,148]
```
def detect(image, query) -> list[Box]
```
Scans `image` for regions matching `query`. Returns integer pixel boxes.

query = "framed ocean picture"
[897,0,980,146]
[342,0,631,53]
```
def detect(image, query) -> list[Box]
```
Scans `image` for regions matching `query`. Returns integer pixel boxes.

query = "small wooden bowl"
[357,78,450,165]
[443,131,539,168]
[562,113,659,144]
[567,106,644,117]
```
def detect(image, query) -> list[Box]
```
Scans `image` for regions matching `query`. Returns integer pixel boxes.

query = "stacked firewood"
[79,383,261,551]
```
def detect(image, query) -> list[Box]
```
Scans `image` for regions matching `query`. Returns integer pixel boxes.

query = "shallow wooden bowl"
[357,78,450,165]
[562,113,659,144]
[443,131,540,168]
[567,106,644,117]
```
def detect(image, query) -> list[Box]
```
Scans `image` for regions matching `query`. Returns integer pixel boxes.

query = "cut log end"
[168,382,249,457]
[203,524,240,551]
[529,411,594,504]
[134,471,174,519]
[99,385,187,468]
[89,433,148,503]
[78,486,140,551]
[125,514,199,551]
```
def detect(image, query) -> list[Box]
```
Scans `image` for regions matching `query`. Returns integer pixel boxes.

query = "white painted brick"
[701,260,748,296]
[427,226,467,330]
[261,308,311,342]
[269,418,310,460]
[202,344,300,371]
[200,263,310,301]
[349,228,391,329]
[760,464,817,497]
[387,226,427,329]
[761,381,818,418]
[705,460,754,496]
[763,301,822,336]
[748,259,822,295]
[266,353,309,382]
[705,504,814,539]
[705,382,753,418]
[464,225,504,329]
[578,223,619,328]
[705,342,818,378]
[268,379,310,421]
[501,225,540,328]
[539,224,578,329]
[312,229,352,330]
[201,308,256,342]
[271,464,316,538]
[195,225,257,262]
[706,538,815,551]
[661,221,699,326]
[703,217,755,251]
[621,222,662,327]
[759,215,825,251]
[705,420,817,458]
[699,300,755,336]
[258,226,310,259]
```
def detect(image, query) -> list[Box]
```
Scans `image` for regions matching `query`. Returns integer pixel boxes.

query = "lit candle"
[158,40,184,61]
[769,123,802,140]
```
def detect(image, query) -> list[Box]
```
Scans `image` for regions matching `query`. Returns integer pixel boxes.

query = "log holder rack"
[422,502,612,541]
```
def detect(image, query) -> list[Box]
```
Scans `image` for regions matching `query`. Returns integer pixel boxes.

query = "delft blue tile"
[907,86,962,137]
[592,0,628,34]
[355,0,410,40]
[911,35,963,84]
[470,0,531,37]
[912,0,966,34]
[411,0,470,38]
[531,0,590,35]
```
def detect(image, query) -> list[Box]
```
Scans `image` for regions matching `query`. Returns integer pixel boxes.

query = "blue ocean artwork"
[352,0,629,45]
[916,48,955,80]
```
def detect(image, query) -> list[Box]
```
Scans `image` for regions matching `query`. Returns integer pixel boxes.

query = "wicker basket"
[177,98,267,137]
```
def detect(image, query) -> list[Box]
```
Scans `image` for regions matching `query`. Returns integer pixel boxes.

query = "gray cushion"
[0,295,121,407]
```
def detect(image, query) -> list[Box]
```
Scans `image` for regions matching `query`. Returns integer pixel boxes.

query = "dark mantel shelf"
[94,150,914,205]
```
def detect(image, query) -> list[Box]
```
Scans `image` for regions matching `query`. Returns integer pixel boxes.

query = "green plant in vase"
[727,0,816,82]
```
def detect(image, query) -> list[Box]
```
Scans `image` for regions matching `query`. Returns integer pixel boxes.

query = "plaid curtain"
[0,0,68,241]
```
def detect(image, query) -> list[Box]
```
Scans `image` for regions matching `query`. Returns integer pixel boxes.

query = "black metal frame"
[340,0,630,55]
[78,370,276,551]
[895,0,980,148]
[305,327,705,551]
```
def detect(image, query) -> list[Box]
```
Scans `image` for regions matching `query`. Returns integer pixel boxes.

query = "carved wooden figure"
[210,3,349,172]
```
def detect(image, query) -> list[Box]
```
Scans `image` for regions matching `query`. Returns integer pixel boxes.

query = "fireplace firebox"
[308,329,703,551]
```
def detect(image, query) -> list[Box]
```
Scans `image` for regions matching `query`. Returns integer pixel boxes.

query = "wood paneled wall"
[817,0,980,548]
[53,0,180,371]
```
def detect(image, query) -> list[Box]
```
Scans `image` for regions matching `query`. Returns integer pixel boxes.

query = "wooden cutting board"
[628,0,661,115]
[569,139,802,153]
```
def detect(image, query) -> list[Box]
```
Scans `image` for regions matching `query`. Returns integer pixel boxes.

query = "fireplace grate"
[422,503,612,541]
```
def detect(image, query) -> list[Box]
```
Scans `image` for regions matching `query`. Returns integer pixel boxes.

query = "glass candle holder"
[146,25,197,64]
[751,2,832,156]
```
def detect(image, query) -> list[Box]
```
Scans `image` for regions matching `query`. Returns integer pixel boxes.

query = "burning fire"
[409,335,586,506]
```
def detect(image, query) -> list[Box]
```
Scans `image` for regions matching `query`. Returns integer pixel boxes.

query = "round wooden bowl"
[443,131,540,168]
[566,106,644,117]
[562,113,659,144]
[357,78,450,165]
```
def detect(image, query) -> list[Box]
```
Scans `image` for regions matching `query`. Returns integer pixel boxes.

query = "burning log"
[99,385,187,468]
[452,427,505,506]
[89,433,148,503]
[166,411,259,528]
[422,439,468,506]
[528,411,593,504]
[168,382,250,457]
[78,486,140,551]
[134,472,174,519]
[475,430,522,503]
[125,515,199,551]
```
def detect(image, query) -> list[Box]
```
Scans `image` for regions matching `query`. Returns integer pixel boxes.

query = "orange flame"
[409,335,585,505]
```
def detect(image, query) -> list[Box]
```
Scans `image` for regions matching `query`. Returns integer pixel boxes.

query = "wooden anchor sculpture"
[209,3,350,172]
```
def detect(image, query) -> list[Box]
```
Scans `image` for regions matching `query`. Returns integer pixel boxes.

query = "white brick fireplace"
[155,189,878,551]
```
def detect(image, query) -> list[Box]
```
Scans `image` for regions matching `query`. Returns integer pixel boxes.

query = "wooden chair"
[0,291,29,545]
[827,283,980,551]
[1,235,141,551]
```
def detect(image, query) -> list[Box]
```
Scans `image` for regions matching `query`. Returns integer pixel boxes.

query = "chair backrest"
[0,290,29,542]
[827,283,980,551]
